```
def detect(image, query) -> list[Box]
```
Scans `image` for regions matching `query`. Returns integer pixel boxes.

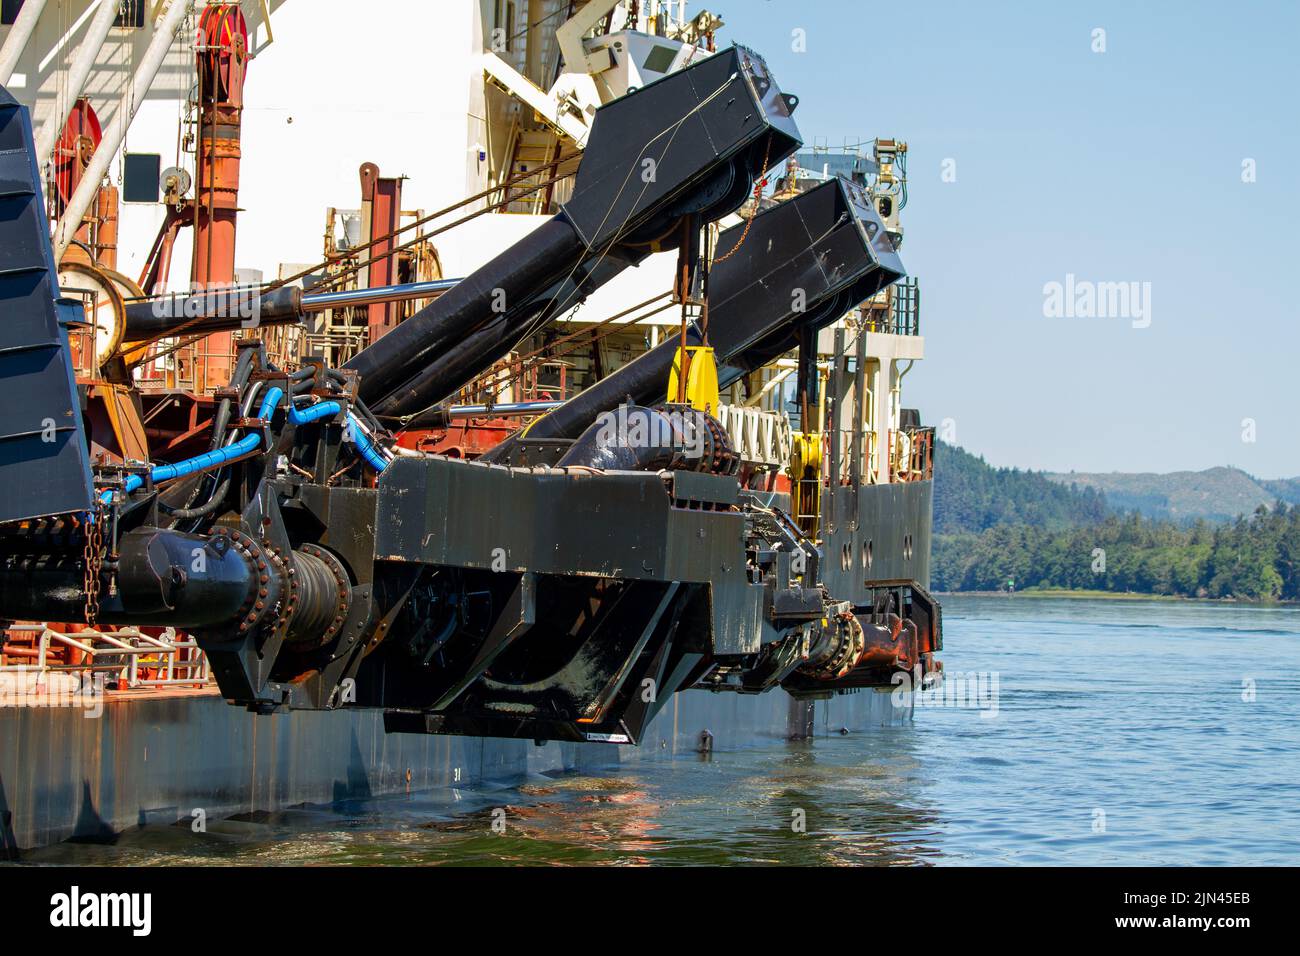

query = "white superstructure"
[0,0,690,320]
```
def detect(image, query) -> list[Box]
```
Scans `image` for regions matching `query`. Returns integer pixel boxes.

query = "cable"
[258,151,582,298]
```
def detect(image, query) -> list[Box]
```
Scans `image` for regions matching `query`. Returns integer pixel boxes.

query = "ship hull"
[0,686,908,853]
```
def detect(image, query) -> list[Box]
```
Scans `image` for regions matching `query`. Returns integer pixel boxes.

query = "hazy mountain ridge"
[1043,466,1300,522]
[1262,477,1300,506]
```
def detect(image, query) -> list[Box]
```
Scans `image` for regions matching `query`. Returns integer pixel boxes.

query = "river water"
[25,595,1300,866]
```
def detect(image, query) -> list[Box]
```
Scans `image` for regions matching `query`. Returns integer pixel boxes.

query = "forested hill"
[930,444,1299,601]
[933,442,1109,534]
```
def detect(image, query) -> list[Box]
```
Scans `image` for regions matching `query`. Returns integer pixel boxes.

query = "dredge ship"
[0,0,940,852]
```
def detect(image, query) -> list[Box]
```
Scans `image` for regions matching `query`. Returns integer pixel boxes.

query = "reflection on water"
[25,736,945,867]
[19,596,1300,866]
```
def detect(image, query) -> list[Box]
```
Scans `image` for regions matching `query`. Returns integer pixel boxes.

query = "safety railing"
[861,276,920,336]
[302,329,369,368]
[891,426,934,482]
[1,624,210,689]
[827,426,933,485]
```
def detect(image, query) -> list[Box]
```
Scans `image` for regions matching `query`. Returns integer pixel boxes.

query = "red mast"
[192,3,249,392]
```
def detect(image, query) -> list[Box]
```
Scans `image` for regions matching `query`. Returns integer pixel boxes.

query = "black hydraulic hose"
[350,393,384,433]
[315,368,385,433]
[162,347,256,522]
[163,380,265,526]
[162,475,231,522]
[208,347,256,452]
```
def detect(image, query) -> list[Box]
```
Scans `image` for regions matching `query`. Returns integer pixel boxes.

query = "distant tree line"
[930,444,1300,602]
[933,506,1300,601]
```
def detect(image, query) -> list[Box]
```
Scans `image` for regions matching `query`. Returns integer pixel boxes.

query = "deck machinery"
[0,46,940,746]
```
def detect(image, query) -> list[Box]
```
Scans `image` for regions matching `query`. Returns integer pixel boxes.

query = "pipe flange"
[798,609,865,681]
[212,527,291,636]
[210,527,260,634]
[700,412,740,476]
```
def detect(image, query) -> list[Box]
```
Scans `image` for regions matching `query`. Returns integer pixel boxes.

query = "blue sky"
[720,0,1298,478]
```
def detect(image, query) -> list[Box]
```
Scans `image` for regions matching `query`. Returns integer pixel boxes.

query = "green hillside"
[930,446,1299,601]
[1262,477,1300,507]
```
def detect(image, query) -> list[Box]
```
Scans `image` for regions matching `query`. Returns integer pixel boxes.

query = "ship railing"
[1,624,211,689]
[829,426,877,485]
[890,426,935,482]
[460,357,574,406]
[716,403,793,469]
[825,426,933,485]
[303,329,369,368]
[860,277,921,336]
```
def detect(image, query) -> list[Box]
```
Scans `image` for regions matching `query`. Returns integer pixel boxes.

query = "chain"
[83,505,106,626]
[713,137,774,266]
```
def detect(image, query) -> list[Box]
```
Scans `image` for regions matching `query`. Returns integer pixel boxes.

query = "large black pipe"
[369,129,783,422]
[353,218,587,416]
[0,530,347,648]
[366,254,636,419]
[348,46,802,416]
[122,280,466,343]
[483,177,904,459]
[123,286,303,340]
[555,404,734,474]
[0,529,255,629]
[515,291,855,449]
[524,332,699,445]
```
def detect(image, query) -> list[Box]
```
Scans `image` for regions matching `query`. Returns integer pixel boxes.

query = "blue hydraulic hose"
[289,399,341,425]
[99,387,284,504]
[98,388,386,502]
[293,399,386,471]
[347,413,389,473]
